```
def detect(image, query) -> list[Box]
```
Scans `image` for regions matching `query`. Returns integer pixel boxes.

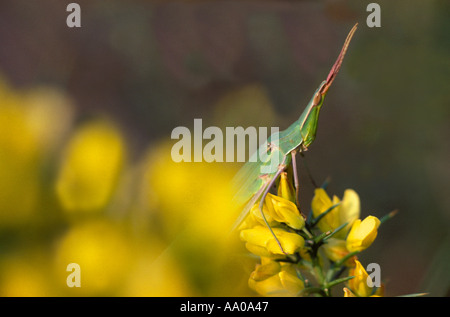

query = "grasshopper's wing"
[231,132,283,205]
[231,157,265,206]
[230,143,284,231]
[230,170,273,232]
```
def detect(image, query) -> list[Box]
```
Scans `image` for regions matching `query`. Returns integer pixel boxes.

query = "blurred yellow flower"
[346,216,380,253]
[55,120,125,213]
[0,79,73,160]
[120,237,194,297]
[311,188,360,238]
[0,77,73,225]
[54,220,132,295]
[143,141,252,295]
[212,84,279,129]
[248,258,304,296]
[240,225,305,256]
[0,94,39,224]
[143,142,238,243]
[0,254,54,296]
[22,86,74,152]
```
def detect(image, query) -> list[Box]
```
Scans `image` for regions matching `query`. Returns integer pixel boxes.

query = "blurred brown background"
[0,0,448,296]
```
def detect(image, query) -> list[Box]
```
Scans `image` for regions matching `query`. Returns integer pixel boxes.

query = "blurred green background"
[0,0,448,296]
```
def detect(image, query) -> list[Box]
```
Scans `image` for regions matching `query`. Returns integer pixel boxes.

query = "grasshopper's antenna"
[320,23,358,95]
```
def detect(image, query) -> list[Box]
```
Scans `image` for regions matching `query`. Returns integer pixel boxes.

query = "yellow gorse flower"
[314,190,380,266]
[54,220,132,295]
[240,225,305,257]
[0,79,74,226]
[347,260,383,297]
[311,188,360,239]
[277,172,296,204]
[241,193,304,230]
[347,260,371,297]
[237,170,393,297]
[346,216,380,253]
[321,238,357,267]
[55,120,125,213]
[248,258,304,296]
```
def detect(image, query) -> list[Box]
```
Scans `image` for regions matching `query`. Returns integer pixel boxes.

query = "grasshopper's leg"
[291,150,300,206]
[258,165,287,255]
[300,152,318,188]
[291,150,306,218]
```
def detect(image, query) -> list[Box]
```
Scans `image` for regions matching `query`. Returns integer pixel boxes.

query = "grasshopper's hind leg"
[258,166,288,255]
[291,150,307,218]
[300,152,318,188]
[291,151,300,205]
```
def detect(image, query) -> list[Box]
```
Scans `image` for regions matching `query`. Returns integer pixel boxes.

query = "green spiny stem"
[323,222,348,242]
[311,254,325,284]
[313,222,348,245]
[308,203,341,227]
[325,275,355,289]
[334,251,360,267]
[301,227,313,239]
[320,177,331,190]
[370,285,379,296]
[379,209,399,225]
[330,265,348,282]
[298,287,325,296]
[275,254,299,263]
[313,230,332,244]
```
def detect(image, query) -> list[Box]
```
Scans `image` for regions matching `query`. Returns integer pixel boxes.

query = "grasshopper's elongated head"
[300,23,358,150]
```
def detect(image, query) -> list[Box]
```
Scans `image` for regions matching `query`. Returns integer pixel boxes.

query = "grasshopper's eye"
[313,92,322,106]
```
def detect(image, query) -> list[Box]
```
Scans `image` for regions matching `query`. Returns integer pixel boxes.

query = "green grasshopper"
[231,23,358,253]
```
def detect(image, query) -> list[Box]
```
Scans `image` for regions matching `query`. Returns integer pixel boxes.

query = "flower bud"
[346,216,380,252]
[277,172,296,204]
[248,193,304,230]
[267,194,304,230]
